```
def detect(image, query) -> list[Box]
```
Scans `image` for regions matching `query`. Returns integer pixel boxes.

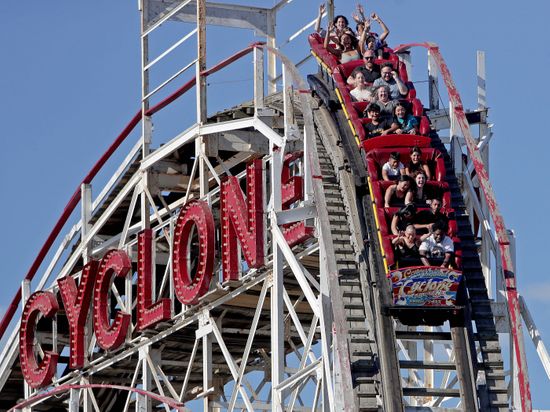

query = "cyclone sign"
[389,266,462,307]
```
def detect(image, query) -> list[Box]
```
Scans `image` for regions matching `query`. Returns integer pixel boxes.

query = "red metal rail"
[8,383,185,411]
[394,42,532,411]
[0,42,264,342]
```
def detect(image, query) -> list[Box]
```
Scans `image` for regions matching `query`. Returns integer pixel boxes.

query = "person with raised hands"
[324,22,363,63]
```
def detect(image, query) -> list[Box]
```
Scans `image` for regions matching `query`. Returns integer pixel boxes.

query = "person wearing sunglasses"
[347,49,380,87]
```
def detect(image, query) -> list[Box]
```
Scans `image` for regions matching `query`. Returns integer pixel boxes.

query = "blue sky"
[1,0,549,407]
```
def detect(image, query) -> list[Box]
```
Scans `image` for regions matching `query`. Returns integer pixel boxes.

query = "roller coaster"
[1,1,549,411]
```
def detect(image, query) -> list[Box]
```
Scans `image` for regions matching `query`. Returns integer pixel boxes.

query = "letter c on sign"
[93,250,132,351]
[173,200,215,305]
[19,291,59,388]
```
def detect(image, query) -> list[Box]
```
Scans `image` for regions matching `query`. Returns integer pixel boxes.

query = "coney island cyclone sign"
[389,266,463,307]
[19,156,312,389]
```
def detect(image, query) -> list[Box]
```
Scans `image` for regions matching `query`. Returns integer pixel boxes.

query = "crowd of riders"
[314,3,455,268]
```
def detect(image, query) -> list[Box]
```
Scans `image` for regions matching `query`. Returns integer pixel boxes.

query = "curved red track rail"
[0,42,264,342]
[395,42,532,411]
[8,383,185,411]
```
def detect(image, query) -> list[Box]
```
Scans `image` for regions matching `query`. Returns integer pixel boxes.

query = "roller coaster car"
[365,147,446,181]
[310,30,467,325]
[369,180,451,208]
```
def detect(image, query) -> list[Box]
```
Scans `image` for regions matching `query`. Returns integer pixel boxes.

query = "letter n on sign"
[221,159,265,281]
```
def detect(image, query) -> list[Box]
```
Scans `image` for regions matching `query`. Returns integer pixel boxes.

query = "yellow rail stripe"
[334,87,361,147]
[367,177,389,274]
[310,51,332,74]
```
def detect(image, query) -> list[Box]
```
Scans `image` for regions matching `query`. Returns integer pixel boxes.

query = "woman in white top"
[350,71,374,102]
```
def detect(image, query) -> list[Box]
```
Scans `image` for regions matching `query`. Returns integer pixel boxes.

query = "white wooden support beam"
[209,319,255,411]
[196,0,207,199]
[274,359,322,392]
[275,205,316,225]
[519,295,550,379]
[451,327,479,411]
[21,280,31,412]
[137,345,152,412]
[123,361,143,412]
[179,339,199,402]
[228,280,269,411]
[266,10,277,94]
[282,65,300,142]
[272,224,320,318]
[428,48,440,110]
[81,377,98,412]
[147,1,270,36]
[253,117,284,147]
[477,51,487,110]
[81,183,92,263]
[270,143,285,411]
[254,47,264,112]
[69,388,80,412]
[199,311,214,411]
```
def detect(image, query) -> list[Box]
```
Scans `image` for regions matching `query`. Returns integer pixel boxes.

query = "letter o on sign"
[173,200,215,305]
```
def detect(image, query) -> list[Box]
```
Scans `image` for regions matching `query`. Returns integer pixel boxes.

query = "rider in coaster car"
[419,220,454,268]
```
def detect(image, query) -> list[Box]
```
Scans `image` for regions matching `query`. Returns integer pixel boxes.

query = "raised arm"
[324,23,341,57]
[358,23,368,55]
[392,70,409,96]
[372,13,390,42]
[315,3,326,34]
[357,4,367,22]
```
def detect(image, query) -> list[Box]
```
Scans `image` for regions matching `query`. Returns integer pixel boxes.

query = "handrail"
[395,42,532,411]
[0,42,263,343]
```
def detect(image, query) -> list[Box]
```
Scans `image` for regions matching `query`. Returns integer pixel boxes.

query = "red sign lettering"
[137,229,171,330]
[173,200,215,305]
[19,157,314,387]
[93,250,132,350]
[58,260,99,368]
[19,291,59,388]
[221,159,265,280]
